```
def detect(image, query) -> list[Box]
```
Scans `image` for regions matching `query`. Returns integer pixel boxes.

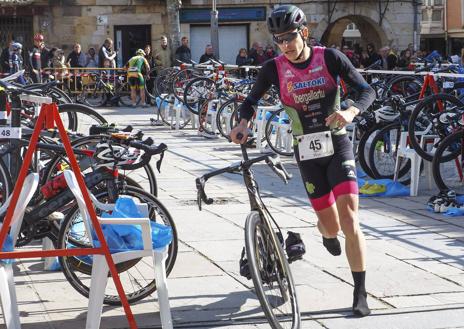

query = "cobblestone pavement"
[2,106,464,329]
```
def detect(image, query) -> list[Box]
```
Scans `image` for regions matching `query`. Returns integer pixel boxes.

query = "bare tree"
[166,0,181,64]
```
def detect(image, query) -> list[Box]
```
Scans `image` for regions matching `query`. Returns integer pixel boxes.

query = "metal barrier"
[41,67,129,96]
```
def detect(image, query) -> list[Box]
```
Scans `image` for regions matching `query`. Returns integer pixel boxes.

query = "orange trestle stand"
[0,102,138,329]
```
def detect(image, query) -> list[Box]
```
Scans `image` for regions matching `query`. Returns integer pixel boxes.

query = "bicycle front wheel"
[245,211,300,329]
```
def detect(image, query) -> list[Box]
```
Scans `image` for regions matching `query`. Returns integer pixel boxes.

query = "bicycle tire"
[264,108,294,157]
[172,68,201,105]
[80,83,108,107]
[57,185,178,305]
[58,103,107,135]
[183,77,215,115]
[368,122,412,184]
[357,123,390,179]
[158,99,191,130]
[24,84,73,104]
[198,100,218,136]
[408,93,464,162]
[383,75,423,99]
[432,129,464,193]
[245,211,300,329]
[216,97,244,139]
[0,155,13,209]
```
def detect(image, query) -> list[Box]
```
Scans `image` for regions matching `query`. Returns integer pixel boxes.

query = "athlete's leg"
[329,135,370,316]
[130,87,137,106]
[335,194,365,270]
[139,84,147,106]
[315,205,342,256]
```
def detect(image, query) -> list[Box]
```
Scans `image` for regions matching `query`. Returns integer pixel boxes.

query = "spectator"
[40,42,50,69]
[379,46,390,69]
[144,44,156,104]
[386,45,398,70]
[363,43,381,68]
[98,38,116,68]
[9,42,26,84]
[236,48,252,66]
[29,33,44,83]
[175,36,191,64]
[1,41,13,73]
[398,49,412,69]
[248,42,259,61]
[47,47,58,67]
[52,48,68,81]
[66,43,86,68]
[342,45,354,60]
[264,44,277,60]
[309,37,321,47]
[144,44,155,69]
[249,42,266,65]
[154,36,171,72]
[85,47,99,68]
[199,44,217,63]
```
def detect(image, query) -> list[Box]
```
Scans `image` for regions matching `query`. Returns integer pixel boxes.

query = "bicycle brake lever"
[195,177,213,211]
[266,155,292,184]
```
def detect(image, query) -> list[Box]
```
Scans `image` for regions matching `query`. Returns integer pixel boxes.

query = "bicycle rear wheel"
[432,129,464,193]
[264,109,294,157]
[245,211,300,329]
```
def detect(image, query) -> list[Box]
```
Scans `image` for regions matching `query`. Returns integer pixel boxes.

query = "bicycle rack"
[0,99,138,328]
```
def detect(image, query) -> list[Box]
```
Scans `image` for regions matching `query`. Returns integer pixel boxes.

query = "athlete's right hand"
[230,119,249,144]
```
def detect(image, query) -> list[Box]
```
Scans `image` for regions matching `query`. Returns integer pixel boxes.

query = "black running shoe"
[285,231,306,263]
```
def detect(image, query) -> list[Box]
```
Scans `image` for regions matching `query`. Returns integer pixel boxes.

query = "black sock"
[352,271,371,317]
[322,237,341,256]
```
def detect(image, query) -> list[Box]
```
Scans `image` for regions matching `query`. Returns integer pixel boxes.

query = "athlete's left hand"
[325,106,360,129]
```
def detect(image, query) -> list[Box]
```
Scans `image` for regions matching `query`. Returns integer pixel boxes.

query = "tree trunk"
[166,0,181,64]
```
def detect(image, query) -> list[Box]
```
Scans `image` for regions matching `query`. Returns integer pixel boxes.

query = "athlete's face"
[274,27,308,62]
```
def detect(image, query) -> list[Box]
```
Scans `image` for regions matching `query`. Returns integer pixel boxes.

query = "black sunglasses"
[273,31,299,45]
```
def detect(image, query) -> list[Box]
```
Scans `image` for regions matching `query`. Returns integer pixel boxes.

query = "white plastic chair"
[63,170,173,329]
[0,173,40,329]
[394,132,435,196]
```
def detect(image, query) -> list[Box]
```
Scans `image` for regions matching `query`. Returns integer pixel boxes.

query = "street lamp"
[211,0,220,59]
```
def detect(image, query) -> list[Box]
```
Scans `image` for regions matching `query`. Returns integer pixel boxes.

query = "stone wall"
[29,0,415,53]
[34,0,166,51]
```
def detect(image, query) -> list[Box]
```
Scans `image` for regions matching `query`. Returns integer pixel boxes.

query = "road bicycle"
[196,135,300,329]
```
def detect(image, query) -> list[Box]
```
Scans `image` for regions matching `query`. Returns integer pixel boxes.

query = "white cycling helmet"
[94,142,141,168]
[374,105,399,123]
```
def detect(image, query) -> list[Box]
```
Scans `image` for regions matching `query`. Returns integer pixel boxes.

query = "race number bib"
[128,67,138,72]
[298,131,334,161]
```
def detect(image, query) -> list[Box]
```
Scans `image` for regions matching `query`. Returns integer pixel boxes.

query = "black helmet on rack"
[267,5,307,35]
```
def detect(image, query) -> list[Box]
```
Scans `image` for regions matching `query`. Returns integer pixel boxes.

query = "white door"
[190,25,247,65]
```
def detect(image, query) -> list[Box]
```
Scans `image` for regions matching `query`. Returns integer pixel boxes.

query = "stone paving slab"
[2,106,464,329]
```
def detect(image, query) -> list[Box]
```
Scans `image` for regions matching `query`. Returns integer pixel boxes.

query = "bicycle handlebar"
[195,150,291,211]
[119,139,167,171]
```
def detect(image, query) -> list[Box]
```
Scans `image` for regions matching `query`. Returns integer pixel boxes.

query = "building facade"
[0,0,418,65]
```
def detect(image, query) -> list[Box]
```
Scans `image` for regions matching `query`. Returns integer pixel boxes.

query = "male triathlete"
[231,5,375,317]
[126,49,150,108]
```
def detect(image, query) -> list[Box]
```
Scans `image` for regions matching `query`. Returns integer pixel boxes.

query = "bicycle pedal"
[239,247,251,280]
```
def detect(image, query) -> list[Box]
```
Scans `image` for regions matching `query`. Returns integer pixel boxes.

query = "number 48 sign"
[0,127,21,139]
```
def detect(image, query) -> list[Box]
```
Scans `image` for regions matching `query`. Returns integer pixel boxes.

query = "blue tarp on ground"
[358,179,410,197]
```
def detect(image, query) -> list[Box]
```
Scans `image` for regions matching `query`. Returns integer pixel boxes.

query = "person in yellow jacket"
[125,49,150,107]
